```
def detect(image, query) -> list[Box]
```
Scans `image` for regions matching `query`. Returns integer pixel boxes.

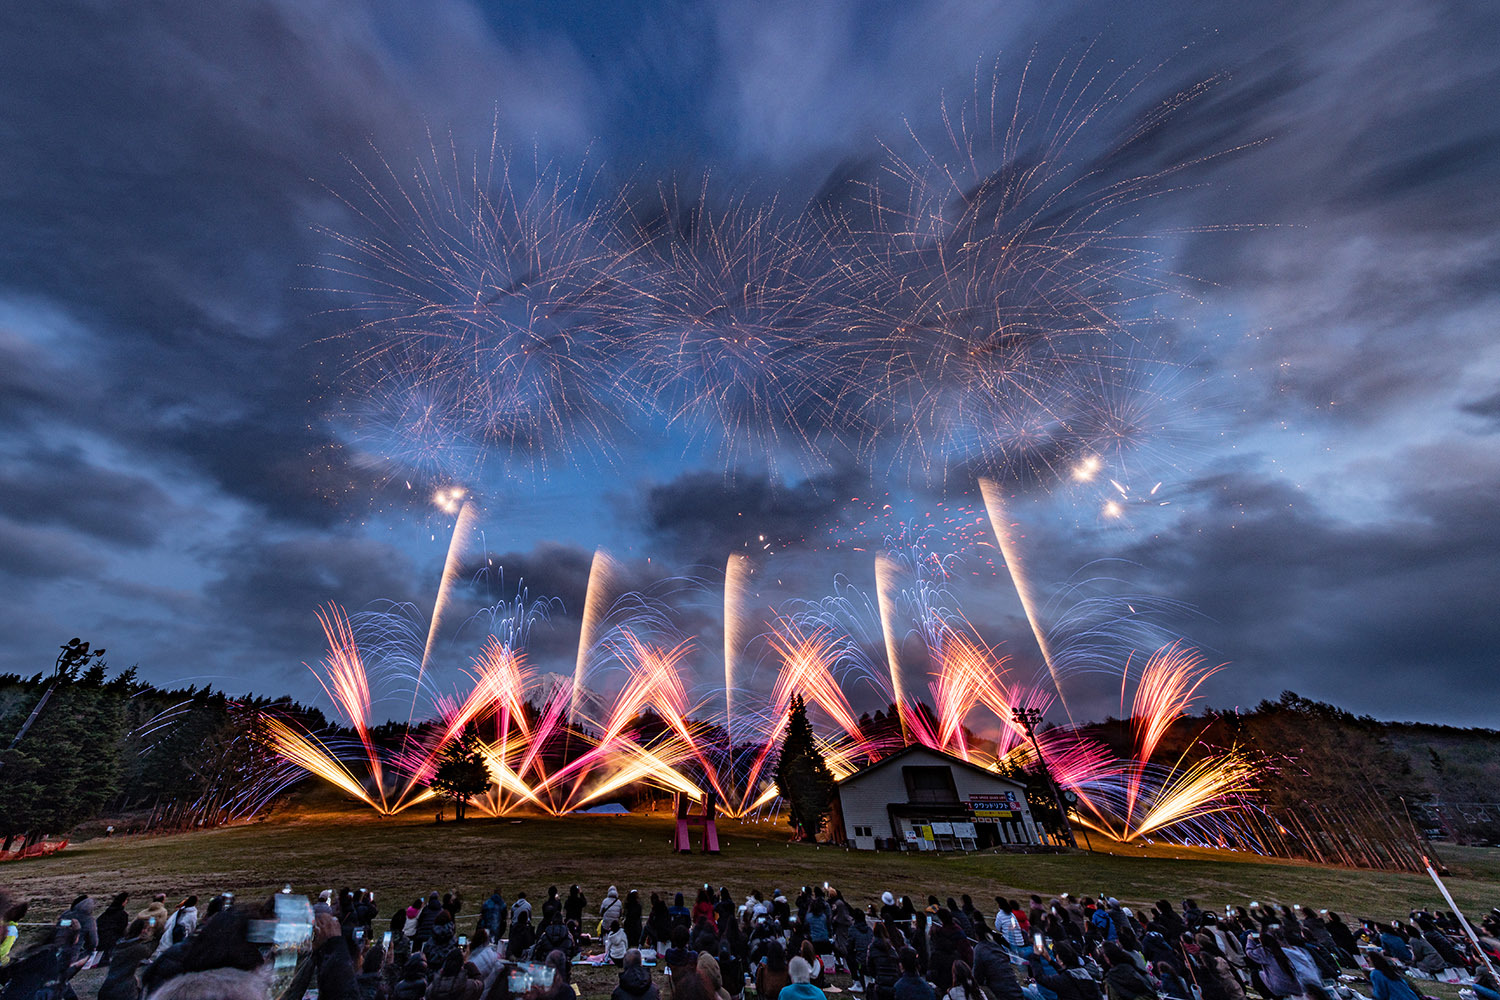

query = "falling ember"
[570,548,620,723]
[979,477,1072,721]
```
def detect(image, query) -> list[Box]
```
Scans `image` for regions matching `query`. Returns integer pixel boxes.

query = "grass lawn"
[6,792,1498,999]
[7,791,1499,921]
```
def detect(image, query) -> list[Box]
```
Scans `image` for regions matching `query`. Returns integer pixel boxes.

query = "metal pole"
[0,641,83,771]
[1014,706,1076,849]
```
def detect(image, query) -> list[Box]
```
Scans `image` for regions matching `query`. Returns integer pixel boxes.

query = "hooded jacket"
[601,888,624,929]
[613,964,660,1000]
[1102,964,1157,1000]
[98,935,155,1000]
[973,941,1025,1000]
[62,897,100,955]
[97,900,131,954]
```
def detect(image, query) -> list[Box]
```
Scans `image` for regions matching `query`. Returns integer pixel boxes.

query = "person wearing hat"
[880,894,903,944]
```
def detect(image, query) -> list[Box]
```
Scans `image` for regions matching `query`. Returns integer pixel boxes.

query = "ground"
[4,792,1498,998]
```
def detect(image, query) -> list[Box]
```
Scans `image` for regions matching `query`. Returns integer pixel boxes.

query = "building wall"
[836,746,1039,850]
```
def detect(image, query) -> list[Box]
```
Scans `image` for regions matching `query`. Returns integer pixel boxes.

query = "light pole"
[1011,705,1077,849]
[1,639,100,770]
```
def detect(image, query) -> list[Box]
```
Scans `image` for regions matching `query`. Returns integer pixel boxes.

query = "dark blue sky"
[2,0,1498,726]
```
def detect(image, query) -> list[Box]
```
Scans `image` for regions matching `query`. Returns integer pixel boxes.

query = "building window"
[903,765,960,804]
[854,825,872,838]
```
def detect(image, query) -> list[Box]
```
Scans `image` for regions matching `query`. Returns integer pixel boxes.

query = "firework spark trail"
[315,53,1248,489]
[570,548,620,723]
[1125,749,1257,840]
[723,553,753,747]
[263,717,387,813]
[312,604,388,806]
[979,477,1072,721]
[317,138,643,476]
[1120,640,1223,821]
[414,495,479,716]
[626,179,868,473]
[873,552,911,741]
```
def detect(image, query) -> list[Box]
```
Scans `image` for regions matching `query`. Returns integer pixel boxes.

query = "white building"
[829,744,1040,851]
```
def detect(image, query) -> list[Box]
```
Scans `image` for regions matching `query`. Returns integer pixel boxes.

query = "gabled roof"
[835,742,1028,790]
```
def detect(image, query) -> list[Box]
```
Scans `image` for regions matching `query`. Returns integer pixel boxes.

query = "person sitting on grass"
[893,946,935,1000]
[943,961,979,1000]
[394,954,431,1000]
[666,925,699,980]
[1368,953,1422,1000]
[607,920,631,965]
[522,950,573,1000]
[756,941,791,1000]
[425,948,482,1000]
[780,956,826,1000]
[98,918,156,1000]
[614,949,661,1000]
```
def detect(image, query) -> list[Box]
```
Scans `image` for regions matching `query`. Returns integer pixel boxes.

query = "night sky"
[2,0,1498,726]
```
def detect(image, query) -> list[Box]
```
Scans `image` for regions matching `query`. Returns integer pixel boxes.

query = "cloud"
[0,444,176,546]
[1102,459,1500,725]
[638,467,867,566]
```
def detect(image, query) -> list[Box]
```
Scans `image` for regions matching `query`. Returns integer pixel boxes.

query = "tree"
[774,695,836,841]
[427,725,491,821]
[0,645,130,849]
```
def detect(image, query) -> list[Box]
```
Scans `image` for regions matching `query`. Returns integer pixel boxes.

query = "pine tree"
[427,724,492,821]
[774,695,836,841]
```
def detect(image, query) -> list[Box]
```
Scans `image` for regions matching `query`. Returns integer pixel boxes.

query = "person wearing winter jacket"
[155,897,199,958]
[1368,954,1421,1000]
[625,891,645,949]
[564,887,587,928]
[414,895,444,947]
[781,956,826,1000]
[892,947,935,1000]
[614,950,661,1000]
[507,912,537,962]
[467,930,502,997]
[1152,962,1192,1000]
[97,893,132,959]
[511,894,533,927]
[98,919,156,1000]
[394,955,432,1000]
[1190,935,1245,1000]
[848,911,874,985]
[62,895,100,957]
[1024,942,1100,1000]
[1379,927,1413,964]
[137,895,170,935]
[1101,944,1157,1000]
[1244,934,1300,999]
[719,939,747,1000]
[928,912,972,994]
[536,914,575,960]
[606,921,631,964]
[973,926,1026,1000]
[479,891,507,942]
[426,950,482,1000]
[1406,934,1446,974]
[602,888,625,933]
[866,925,902,1000]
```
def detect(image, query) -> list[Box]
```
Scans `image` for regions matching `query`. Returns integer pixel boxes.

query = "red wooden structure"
[672,789,721,854]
